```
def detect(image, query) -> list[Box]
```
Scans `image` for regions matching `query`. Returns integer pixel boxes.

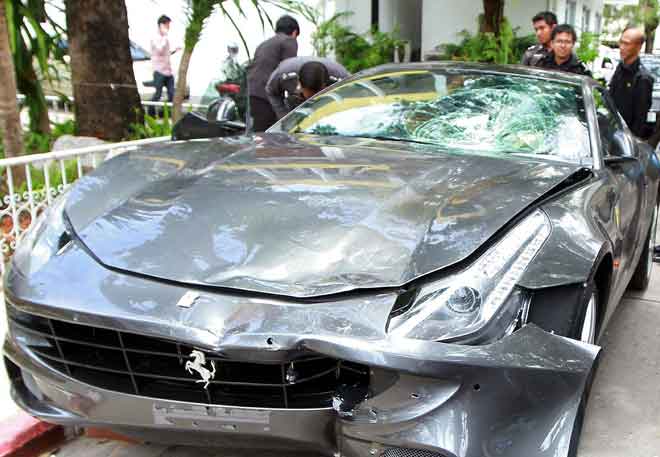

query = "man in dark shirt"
[537,24,592,77]
[521,11,557,66]
[266,57,349,119]
[609,26,654,139]
[247,15,299,132]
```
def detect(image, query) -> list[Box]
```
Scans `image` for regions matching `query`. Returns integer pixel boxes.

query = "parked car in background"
[4,63,659,457]
[593,45,620,83]
[640,54,660,119]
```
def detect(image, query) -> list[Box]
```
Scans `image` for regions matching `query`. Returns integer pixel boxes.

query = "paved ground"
[1,269,659,456]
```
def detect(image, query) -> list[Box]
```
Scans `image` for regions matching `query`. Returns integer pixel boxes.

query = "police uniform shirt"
[609,58,654,138]
[536,52,592,77]
[521,44,552,66]
[266,56,350,119]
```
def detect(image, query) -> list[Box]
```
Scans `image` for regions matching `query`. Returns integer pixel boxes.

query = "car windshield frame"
[270,67,593,166]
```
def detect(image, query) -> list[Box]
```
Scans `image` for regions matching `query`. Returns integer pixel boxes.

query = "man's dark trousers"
[250,96,277,132]
[152,71,175,101]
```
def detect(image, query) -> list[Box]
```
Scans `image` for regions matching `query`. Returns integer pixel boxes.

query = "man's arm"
[266,68,289,120]
[632,76,653,137]
[280,38,298,61]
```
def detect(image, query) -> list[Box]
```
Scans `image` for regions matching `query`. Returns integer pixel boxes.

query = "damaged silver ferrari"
[3,63,659,457]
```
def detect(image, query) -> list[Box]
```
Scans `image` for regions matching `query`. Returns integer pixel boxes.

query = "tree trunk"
[0,0,24,158]
[646,28,656,53]
[173,48,193,123]
[481,0,505,35]
[640,0,659,54]
[65,0,143,141]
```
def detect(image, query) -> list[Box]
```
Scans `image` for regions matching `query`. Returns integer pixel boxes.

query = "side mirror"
[605,130,636,164]
[613,130,631,156]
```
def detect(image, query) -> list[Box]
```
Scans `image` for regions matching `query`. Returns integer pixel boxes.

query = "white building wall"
[332,0,374,34]
[379,0,423,49]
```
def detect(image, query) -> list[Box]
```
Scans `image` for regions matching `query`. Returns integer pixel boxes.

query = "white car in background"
[592,45,620,83]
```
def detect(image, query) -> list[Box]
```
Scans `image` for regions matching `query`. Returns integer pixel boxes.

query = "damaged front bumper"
[4,315,599,457]
[2,244,600,457]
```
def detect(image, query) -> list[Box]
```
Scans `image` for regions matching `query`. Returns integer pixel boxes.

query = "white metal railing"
[16,94,206,113]
[0,136,170,273]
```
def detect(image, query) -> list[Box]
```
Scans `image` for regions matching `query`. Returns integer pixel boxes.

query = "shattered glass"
[278,72,591,164]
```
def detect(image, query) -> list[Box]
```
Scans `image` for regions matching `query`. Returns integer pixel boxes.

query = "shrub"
[127,106,172,140]
[313,20,405,73]
[434,19,535,65]
[576,32,600,64]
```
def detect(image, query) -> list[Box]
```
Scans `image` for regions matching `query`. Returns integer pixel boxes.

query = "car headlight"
[12,194,71,276]
[388,210,551,342]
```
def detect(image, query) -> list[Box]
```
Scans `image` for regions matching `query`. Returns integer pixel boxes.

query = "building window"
[565,0,577,25]
[371,0,379,29]
[595,13,602,34]
[582,7,591,32]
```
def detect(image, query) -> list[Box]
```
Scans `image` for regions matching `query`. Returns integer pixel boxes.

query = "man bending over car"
[266,57,349,120]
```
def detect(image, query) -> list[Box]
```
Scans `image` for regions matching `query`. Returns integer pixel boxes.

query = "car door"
[592,86,646,278]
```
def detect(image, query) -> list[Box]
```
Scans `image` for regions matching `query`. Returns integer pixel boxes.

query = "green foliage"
[127,107,172,140]
[16,160,79,195]
[271,0,352,57]
[183,0,218,51]
[4,0,67,133]
[3,120,78,157]
[313,23,405,73]
[604,1,659,37]
[576,32,600,64]
[437,19,520,64]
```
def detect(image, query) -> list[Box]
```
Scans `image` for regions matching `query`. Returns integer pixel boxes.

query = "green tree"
[0,0,24,158]
[481,0,505,36]
[604,0,659,53]
[4,0,66,135]
[65,0,143,141]
[273,0,351,57]
[172,0,274,122]
[639,0,659,54]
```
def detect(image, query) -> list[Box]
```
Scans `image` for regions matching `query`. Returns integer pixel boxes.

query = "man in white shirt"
[150,15,180,103]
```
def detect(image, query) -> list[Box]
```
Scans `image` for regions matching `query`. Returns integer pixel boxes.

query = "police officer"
[266,57,349,120]
[537,24,592,77]
[521,11,557,66]
[609,26,654,139]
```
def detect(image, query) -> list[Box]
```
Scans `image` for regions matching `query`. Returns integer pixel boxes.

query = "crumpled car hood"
[65,133,581,298]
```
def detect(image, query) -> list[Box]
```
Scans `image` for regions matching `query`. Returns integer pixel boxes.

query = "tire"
[578,286,598,344]
[527,280,599,343]
[629,207,657,291]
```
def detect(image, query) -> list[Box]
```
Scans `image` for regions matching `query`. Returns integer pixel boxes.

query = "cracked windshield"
[277,70,591,164]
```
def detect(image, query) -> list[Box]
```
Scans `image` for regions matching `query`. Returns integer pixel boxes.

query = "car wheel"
[629,207,657,291]
[579,288,598,344]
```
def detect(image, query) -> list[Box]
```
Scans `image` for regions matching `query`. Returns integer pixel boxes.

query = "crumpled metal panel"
[64,133,581,298]
[5,247,600,457]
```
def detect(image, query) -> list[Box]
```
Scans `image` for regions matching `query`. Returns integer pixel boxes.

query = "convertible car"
[3,63,659,457]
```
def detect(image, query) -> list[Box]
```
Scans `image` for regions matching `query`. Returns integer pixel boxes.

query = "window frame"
[565,1,577,25]
[591,85,627,160]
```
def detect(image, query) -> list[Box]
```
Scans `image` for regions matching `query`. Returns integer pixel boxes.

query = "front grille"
[383,448,445,457]
[9,309,369,409]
